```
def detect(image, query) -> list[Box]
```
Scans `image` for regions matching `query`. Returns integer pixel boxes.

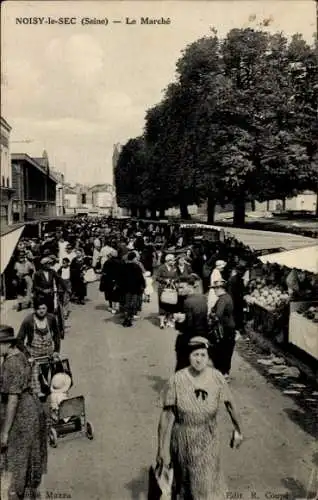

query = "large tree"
[174,28,317,223]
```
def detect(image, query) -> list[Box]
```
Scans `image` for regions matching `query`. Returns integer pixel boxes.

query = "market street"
[2,282,318,500]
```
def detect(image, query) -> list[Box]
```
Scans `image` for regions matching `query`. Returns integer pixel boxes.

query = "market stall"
[247,245,318,360]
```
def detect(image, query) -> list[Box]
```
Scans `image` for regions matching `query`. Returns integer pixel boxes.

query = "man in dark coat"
[174,275,209,371]
[122,252,146,327]
[227,265,246,334]
[32,257,66,313]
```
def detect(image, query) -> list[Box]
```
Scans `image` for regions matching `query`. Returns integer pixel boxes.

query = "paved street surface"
[2,283,318,500]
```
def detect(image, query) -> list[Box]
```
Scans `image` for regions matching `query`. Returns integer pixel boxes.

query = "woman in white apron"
[207,260,227,313]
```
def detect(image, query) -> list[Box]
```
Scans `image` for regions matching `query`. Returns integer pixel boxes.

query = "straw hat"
[40,257,52,265]
[215,260,227,268]
[188,336,210,349]
[50,373,72,393]
[210,279,227,289]
[165,254,175,263]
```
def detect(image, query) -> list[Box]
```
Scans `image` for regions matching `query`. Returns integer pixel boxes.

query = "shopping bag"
[84,268,97,283]
[161,284,178,305]
[148,464,173,500]
[207,312,224,346]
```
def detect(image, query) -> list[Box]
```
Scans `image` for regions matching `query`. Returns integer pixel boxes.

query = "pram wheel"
[86,421,94,440]
[49,427,58,448]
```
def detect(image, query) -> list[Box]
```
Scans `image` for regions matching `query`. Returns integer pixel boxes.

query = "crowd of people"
[0,216,261,499]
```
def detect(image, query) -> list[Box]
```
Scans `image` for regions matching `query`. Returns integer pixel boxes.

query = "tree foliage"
[114,28,318,223]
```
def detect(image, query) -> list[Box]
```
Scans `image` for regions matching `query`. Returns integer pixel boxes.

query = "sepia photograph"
[0,1,318,499]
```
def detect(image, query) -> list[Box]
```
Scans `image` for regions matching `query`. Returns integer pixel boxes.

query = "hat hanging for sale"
[50,373,72,393]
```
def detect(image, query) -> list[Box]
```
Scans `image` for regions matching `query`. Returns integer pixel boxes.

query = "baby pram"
[33,356,94,448]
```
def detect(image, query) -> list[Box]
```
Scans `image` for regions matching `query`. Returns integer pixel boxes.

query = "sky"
[1,0,316,185]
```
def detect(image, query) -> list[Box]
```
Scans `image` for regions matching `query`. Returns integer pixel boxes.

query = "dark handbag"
[148,466,162,500]
[148,463,173,500]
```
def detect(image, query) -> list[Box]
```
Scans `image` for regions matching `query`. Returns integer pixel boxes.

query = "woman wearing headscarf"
[156,336,243,500]
[155,254,178,329]
[207,260,227,313]
[0,325,47,500]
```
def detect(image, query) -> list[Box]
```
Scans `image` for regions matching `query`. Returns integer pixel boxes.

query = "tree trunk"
[282,198,286,211]
[251,199,256,212]
[131,206,138,217]
[233,198,246,226]
[180,202,190,220]
[207,196,216,224]
[139,207,146,219]
[159,208,166,218]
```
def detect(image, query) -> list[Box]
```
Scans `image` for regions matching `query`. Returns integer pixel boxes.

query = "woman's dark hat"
[188,336,210,349]
[0,325,16,343]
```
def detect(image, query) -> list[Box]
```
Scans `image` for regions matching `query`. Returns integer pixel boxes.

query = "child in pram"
[49,372,72,422]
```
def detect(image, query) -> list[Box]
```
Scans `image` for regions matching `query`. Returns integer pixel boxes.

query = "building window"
[6,177,9,188]
[1,176,4,187]
[81,193,86,204]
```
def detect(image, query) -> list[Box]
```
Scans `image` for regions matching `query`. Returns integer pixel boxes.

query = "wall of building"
[0,121,12,189]
[11,158,57,221]
[65,193,77,209]
[92,191,113,208]
[285,193,316,212]
[0,118,13,225]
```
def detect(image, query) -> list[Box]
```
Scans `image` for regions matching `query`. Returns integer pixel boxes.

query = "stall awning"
[221,227,317,252]
[1,225,25,274]
[259,245,318,274]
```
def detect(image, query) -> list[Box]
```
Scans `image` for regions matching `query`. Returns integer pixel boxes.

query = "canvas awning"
[1,225,25,274]
[259,245,318,274]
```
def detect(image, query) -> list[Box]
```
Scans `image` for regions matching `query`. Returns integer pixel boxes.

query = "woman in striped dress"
[16,300,61,398]
[157,337,243,500]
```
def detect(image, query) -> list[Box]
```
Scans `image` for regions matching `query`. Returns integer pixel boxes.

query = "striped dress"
[28,317,55,395]
[163,367,232,500]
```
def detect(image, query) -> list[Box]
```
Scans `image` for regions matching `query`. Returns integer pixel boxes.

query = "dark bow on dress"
[194,389,208,401]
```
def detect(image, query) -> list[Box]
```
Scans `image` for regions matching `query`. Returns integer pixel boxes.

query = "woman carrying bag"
[155,254,178,329]
[155,337,243,500]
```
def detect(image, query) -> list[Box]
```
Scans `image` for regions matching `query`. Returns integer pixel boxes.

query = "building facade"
[89,183,114,215]
[64,186,78,211]
[11,153,57,221]
[0,117,14,225]
[51,169,65,216]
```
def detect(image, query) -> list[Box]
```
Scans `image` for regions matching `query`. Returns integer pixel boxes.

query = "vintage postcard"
[1,1,317,500]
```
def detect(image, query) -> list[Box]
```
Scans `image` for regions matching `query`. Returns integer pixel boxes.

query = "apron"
[29,317,55,396]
